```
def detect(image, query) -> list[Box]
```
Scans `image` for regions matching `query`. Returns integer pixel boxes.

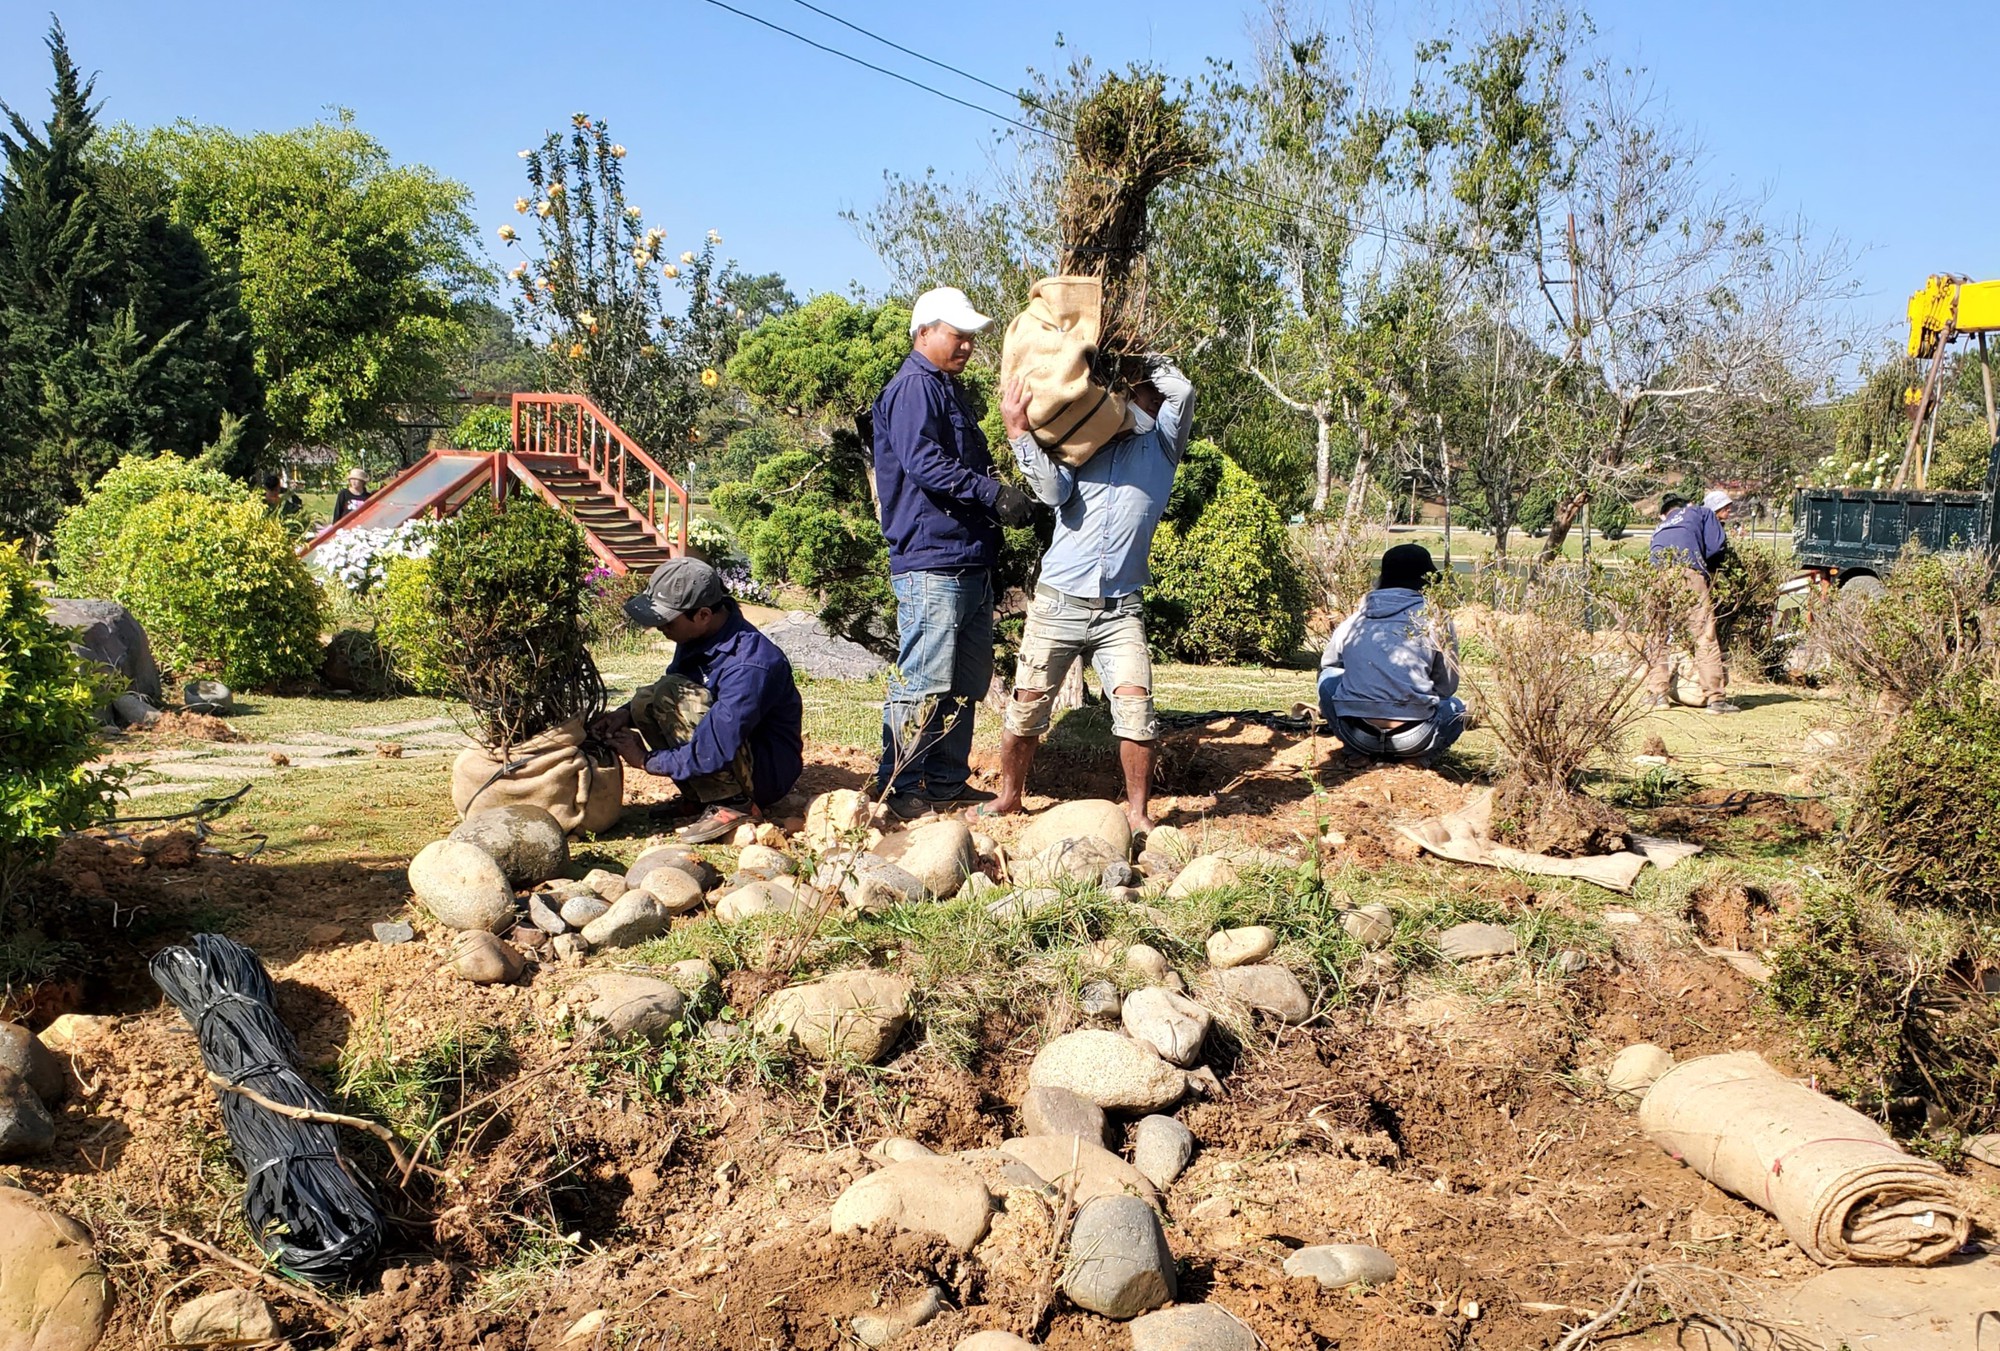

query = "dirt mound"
[1490,775,1629,856]
[136,710,244,741]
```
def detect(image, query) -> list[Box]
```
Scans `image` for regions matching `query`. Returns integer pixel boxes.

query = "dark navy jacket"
[1650,505,1727,575]
[643,609,803,806]
[872,351,1002,574]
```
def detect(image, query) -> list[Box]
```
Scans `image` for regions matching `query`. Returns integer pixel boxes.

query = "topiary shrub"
[378,555,452,696]
[1515,485,1557,536]
[1592,497,1632,540]
[103,491,326,688]
[0,545,121,911]
[1846,695,2000,911]
[417,494,602,750]
[52,452,249,598]
[1147,454,1308,663]
[449,404,513,452]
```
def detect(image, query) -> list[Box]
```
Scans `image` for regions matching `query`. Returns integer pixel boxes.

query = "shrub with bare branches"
[1806,549,1999,715]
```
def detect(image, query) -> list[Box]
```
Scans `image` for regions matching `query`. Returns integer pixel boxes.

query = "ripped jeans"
[1004,585,1158,742]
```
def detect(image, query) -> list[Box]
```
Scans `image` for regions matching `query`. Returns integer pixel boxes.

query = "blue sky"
[5,1,1992,356]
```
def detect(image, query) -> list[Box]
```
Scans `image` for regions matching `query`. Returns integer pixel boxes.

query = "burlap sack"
[999,276,1132,466]
[451,717,624,835]
[1640,1051,1970,1265]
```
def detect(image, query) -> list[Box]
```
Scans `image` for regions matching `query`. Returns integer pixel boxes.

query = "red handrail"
[510,393,689,555]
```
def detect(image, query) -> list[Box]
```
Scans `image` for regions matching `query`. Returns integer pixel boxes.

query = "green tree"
[448,297,541,395]
[1147,449,1308,663]
[726,294,909,428]
[0,22,264,541]
[122,111,485,450]
[501,112,733,462]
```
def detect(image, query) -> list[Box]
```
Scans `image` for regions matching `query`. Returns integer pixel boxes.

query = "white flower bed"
[312,519,437,595]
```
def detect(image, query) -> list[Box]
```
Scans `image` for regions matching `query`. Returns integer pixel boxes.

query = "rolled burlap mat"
[1639,1051,1968,1265]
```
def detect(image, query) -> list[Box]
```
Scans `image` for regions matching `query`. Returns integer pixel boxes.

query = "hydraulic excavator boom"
[1896,275,2000,487]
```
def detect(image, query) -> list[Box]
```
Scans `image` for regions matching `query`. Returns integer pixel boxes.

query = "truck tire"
[1837,573,1886,606]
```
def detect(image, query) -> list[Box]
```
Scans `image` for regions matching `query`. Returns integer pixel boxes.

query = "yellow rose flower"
[661,264,679,279]
[625,206,642,220]
[680,251,696,264]
[549,182,565,196]
[508,262,528,280]
[497,224,517,242]
[537,201,552,217]
[568,342,585,358]
[700,368,719,389]
[611,144,627,159]
[706,229,722,245]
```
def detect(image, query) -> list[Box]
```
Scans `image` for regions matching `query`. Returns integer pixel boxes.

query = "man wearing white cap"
[871,287,1034,817]
[1645,488,1738,713]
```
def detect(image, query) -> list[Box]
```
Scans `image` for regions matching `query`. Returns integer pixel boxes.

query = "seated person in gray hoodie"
[1317,543,1464,762]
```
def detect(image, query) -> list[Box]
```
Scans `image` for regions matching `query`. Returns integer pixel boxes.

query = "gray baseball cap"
[623,557,728,627]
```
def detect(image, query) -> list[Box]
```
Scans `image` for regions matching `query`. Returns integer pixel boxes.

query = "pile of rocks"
[0,1022,66,1160]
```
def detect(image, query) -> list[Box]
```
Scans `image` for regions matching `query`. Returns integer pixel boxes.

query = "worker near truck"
[593,558,805,843]
[977,354,1194,839]
[871,286,1035,819]
[1644,489,1740,714]
[1317,543,1466,765]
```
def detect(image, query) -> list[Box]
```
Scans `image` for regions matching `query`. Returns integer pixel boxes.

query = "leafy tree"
[448,404,512,452]
[122,111,485,450]
[501,112,733,462]
[0,22,263,541]
[726,293,909,428]
[718,271,797,329]
[52,449,248,595]
[1147,447,1308,662]
[448,297,541,394]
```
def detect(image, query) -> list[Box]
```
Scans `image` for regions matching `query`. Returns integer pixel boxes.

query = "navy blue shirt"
[873,351,1002,574]
[1650,504,1727,575]
[643,609,803,806]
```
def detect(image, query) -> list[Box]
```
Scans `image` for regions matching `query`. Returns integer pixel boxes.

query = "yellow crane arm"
[1908,274,2000,356]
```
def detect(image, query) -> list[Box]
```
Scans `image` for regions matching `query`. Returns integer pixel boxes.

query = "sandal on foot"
[676,802,755,844]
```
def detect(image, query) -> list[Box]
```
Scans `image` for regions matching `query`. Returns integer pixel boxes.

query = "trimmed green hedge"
[1147,448,1307,663]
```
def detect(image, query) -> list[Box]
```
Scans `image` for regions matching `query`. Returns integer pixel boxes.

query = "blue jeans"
[1317,671,1465,761]
[879,569,994,799]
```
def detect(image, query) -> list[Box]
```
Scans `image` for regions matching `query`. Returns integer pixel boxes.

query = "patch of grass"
[337,1012,514,1155]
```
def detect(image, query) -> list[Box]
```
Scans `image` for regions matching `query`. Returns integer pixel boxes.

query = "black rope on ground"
[1154,707,1331,734]
[96,782,253,829]
[150,934,384,1286]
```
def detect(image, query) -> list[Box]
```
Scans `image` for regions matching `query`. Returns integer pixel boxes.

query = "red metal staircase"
[302,393,689,576]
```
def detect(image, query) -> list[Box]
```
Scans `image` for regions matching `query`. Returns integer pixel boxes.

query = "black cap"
[1378,543,1440,591]
[623,557,728,628]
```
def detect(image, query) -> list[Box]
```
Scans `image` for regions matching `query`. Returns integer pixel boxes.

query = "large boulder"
[625,846,717,895]
[0,1026,65,1106]
[758,611,889,681]
[50,598,160,707]
[1059,1194,1176,1319]
[1120,987,1211,1068]
[0,1185,110,1351]
[1028,1030,1184,1113]
[579,890,672,949]
[997,1135,1158,1206]
[447,806,569,887]
[804,789,885,849]
[407,840,516,933]
[1018,799,1131,861]
[872,820,977,899]
[829,1156,993,1252]
[0,1068,55,1160]
[753,970,912,1063]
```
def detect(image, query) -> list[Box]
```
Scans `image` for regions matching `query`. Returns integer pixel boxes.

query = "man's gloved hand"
[994,482,1034,527]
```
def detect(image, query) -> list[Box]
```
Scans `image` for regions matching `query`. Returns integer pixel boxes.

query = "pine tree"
[0,20,264,544]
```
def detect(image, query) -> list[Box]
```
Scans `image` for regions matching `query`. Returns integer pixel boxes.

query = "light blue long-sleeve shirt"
[1009,363,1194,599]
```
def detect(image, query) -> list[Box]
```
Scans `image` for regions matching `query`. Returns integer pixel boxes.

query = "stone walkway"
[110,716,474,801]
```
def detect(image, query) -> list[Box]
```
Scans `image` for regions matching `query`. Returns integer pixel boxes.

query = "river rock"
[551,933,587,963]
[448,805,569,887]
[1028,1031,1184,1113]
[558,894,609,928]
[1141,824,1191,862]
[873,819,977,898]
[1131,1115,1195,1190]
[640,867,706,915]
[0,1186,110,1351]
[110,692,159,729]
[1966,1134,2000,1168]
[581,974,687,1041]
[821,852,926,914]
[1205,926,1275,969]
[579,890,671,949]
[1283,1243,1397,1288]
[987,887,1063,922]
[407,840,516,933]
[582,868,627,901]
[829,1156,992,1252]
[1166,855,1240,898]
[1121,987,1210,1067]
[960,873,1002,903]
[1215,965,1312,1024]
[183,678,233,715]
[626,846,717,894]
[1016,836,1122,887]
[1604,1043,1674,1106]
[1438,922,1518,961]
[0,1025,64,1105]
[509,925,548,952]
[1019,799,1131,861]
[373,921,414,946]
[954,1334,1036,1351]
[1123,944,1171,982]
[1060,1194,1175,1319]
[171,1287,277,1344]
[731,843,790,880]
[1129,1303,1257,1351]
[754,970,912,1062]
[528,894,568,935]
[665,958,719,1000]
[0,1068,55,1159]
[1020,1086,1108,1145]
[1100,860,1139,890]
[450,931,524,985]
[1078,980,1122,1019]
[1341,903,1395,947]
[999,1136,1157,1205]
[804,788,883,848]
[716,880,806,924]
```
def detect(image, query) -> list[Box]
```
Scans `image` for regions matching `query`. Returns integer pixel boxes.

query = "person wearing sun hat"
[1644,486,1738,713]
[870,285,1036,819]
[334,466,373,518]
[1317,543,1466,764]
[591,557,803,842]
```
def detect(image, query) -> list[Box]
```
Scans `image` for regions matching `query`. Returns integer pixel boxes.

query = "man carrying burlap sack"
[592,559,803,843]
[976,352,1194,838]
